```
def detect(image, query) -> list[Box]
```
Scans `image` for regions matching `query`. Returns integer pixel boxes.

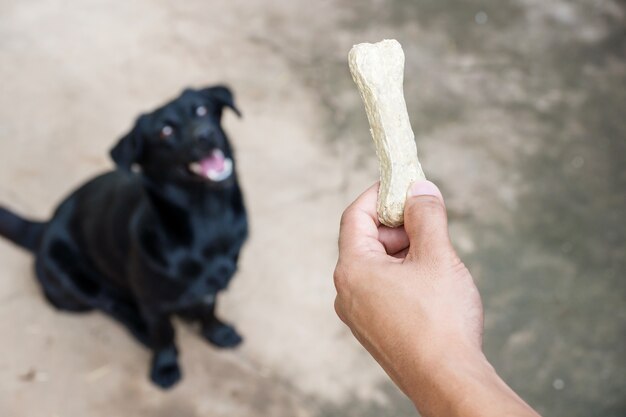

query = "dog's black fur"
[0,86,248,389]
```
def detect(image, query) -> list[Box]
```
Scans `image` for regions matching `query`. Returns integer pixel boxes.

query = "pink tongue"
[200,151,225,174]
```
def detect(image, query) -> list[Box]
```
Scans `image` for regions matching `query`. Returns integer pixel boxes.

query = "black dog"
[0,86,248,389]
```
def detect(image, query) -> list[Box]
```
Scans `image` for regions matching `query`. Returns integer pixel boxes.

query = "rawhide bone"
[349,39,426,227]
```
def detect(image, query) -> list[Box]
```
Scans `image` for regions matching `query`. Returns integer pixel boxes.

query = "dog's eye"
[160,125,174,139]
[195,106,208,117]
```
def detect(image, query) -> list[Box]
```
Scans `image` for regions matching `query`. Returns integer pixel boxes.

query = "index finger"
[338,183,386,259]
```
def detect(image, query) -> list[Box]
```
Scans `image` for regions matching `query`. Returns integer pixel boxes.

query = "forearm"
[407,350,540,417]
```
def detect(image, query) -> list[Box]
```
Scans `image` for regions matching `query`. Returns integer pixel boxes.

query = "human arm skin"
[333,180,541,417]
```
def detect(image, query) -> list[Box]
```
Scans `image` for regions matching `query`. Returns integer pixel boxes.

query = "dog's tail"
[0,206,46,252]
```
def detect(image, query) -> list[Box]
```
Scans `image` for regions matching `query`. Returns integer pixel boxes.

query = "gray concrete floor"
[0,0,624,416]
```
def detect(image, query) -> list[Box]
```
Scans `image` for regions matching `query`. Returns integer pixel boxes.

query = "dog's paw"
[150,348,182,389]
[203,323,243,348]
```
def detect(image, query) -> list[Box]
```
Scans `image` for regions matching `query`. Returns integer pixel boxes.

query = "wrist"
[406,344,488,415]
[406,345,538,417]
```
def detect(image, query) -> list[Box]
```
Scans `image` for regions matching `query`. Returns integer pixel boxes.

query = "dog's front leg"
[202,303,243,348]
[141,308,181,389]
[183,298,243,348]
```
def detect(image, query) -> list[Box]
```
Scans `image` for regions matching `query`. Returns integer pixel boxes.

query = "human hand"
[334,180,539,417]
[334,180,483,395]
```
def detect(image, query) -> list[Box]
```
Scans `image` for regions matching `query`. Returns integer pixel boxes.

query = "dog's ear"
[202,85,242,118]
[110,121,144,172]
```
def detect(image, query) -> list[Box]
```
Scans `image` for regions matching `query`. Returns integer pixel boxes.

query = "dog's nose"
[194,125,217,143]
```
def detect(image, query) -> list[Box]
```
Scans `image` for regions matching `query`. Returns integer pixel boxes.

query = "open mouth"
[188,149,233,182]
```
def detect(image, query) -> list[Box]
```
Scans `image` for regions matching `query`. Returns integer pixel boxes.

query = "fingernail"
[407,180,441,197]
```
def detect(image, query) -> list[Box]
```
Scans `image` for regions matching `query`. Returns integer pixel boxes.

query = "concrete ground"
[0,0,624,416]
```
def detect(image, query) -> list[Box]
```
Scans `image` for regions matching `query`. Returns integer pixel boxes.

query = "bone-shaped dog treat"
[349,39,426,227]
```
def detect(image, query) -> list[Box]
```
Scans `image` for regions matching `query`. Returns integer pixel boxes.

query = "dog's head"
[110,86,241,186]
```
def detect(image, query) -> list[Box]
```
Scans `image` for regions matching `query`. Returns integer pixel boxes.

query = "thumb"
[403,180,454,262]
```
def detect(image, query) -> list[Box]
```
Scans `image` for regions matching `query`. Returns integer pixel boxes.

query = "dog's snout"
[193,125,217,143]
